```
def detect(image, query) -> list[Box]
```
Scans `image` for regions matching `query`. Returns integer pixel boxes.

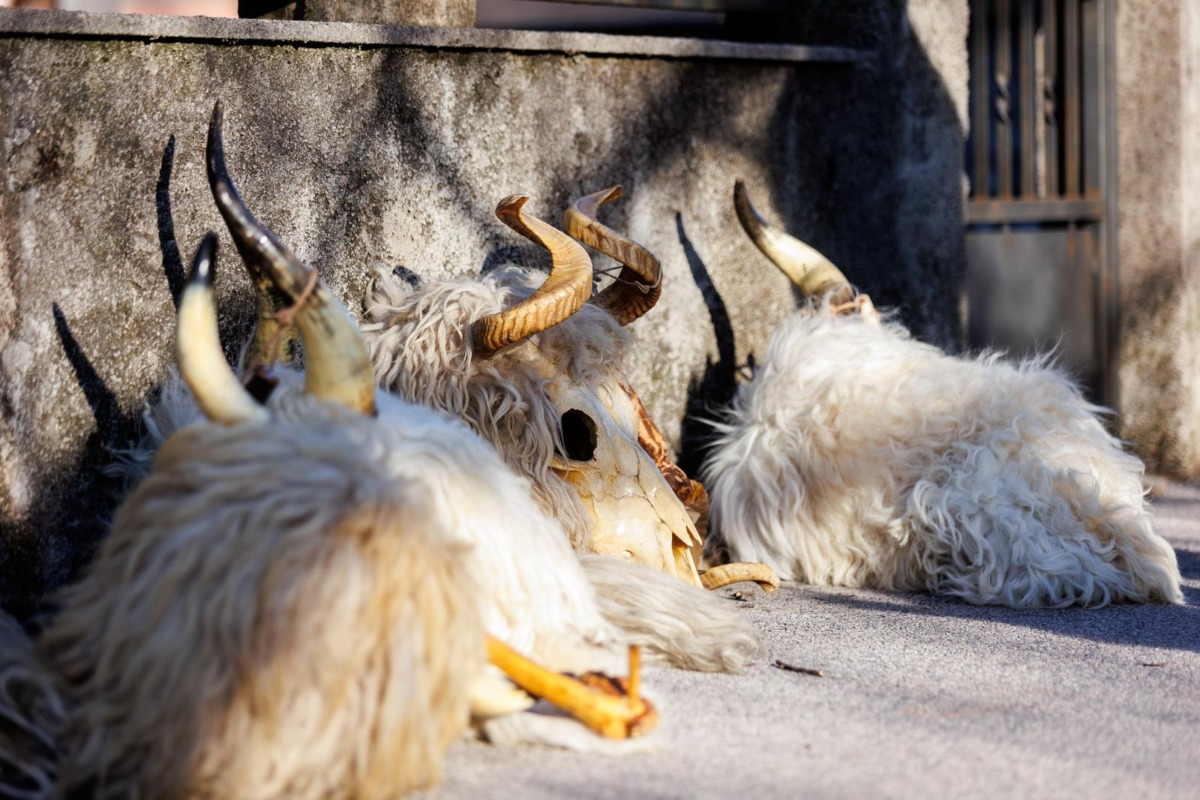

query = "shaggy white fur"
[705,304,1183,608]
[361,266,761,669]
[10,366,695,796]
[121,370,756,677]
[114,373,625,665]
[40,392,487,798]
[580,556,762,673]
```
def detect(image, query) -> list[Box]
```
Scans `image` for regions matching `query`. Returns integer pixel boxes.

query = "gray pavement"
[426,481,1200,799]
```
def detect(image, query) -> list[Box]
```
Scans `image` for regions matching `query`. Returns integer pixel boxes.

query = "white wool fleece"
[705,304,1182,608]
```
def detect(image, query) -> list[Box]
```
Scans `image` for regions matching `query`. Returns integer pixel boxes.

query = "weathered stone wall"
[730,0,969,346]
[1116,0,1200,478]
[0,5,966,612]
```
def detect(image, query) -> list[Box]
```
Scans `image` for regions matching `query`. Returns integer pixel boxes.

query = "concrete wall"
[0,5,967,613]
[1116,0,1200,478]
[731,0,969,345]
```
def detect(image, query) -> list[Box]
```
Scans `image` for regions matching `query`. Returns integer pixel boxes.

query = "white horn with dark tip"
[177,232,268,426]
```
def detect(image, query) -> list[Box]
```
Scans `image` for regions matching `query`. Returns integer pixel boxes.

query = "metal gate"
[966,0,1118,406]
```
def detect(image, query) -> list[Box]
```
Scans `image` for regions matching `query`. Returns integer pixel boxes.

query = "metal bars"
[965,0,1118,408]
[967,0,1094,203]
[1062,0,1081,197]
[1043,0,1059,196]
[994,0,1014,198]
[1019,0,1036,196]
[971,0,991,197]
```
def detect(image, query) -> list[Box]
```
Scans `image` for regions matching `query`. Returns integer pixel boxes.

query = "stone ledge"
[0,7,867,64]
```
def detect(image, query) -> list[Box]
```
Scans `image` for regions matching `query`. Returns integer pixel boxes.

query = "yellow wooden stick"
[486,638,657,740]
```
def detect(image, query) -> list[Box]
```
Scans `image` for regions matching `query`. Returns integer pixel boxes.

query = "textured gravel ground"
[423,481,1200,800]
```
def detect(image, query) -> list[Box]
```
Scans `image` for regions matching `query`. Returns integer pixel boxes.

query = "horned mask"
[178,102,658,741]
[469,187,703,586]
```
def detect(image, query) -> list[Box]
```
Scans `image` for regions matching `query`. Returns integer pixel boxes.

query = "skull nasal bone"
[560,409,598,461]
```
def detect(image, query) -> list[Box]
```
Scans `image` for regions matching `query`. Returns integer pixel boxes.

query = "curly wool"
[362,266,761,669]
[113,362,757,679]
[362,266,629,552]
[18,363,668,795]
[579,555,759,673]
[42,400,484,799]
[102,372,622,675]
[705,305,1182,608]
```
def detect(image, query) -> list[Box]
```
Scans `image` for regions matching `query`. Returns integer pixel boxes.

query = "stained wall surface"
[0,5,967,610]
[1116,0,1200,478]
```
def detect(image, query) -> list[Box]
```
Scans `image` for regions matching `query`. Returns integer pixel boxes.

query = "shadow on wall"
[11,136,189,626]
[306,51,788,279]
[761,1,967,345]
[15,306,144,631]
[157,135,187,312]
[674,212,750,480]
[253,7,965,379]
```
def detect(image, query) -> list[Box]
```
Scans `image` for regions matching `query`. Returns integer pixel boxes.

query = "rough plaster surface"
[420,483,1200,799]
[0,7,966,608]
[746,0,969,347]
[1117,0,1200,478]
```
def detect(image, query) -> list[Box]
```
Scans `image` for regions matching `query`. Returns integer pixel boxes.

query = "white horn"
[177,233,268,426]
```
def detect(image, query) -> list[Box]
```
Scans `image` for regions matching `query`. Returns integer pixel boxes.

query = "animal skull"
[557,187,776,592]
[465,187,704,586]
[546,367,703,585]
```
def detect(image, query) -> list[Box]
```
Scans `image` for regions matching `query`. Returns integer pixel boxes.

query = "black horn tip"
[733,179,749,207]
[189,232,219,287]
[733,179,767,229]
[204,101,258,241]
[207,101,227,181]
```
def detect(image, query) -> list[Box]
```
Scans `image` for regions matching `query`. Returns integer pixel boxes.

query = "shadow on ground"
[801,551,1200,654]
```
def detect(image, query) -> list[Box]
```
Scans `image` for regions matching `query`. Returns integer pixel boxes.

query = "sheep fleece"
[705,308,1182,608]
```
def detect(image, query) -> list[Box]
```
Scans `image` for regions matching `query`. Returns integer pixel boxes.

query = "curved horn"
[471,195,593,355]
[206,101,298,368]
[563,186,661,326]
[177,233,268,426]
[733,180,853,302]
[207,101,376,416]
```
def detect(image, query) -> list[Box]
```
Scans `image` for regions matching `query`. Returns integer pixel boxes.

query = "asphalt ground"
[423,480,1200,800]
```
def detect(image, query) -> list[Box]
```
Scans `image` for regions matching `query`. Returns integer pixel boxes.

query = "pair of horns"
[178,101,377,425]
[733,180,854,304]
[471,186,661,356]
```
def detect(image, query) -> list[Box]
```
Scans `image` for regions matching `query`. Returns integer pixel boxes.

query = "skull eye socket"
[559,409,598,462]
